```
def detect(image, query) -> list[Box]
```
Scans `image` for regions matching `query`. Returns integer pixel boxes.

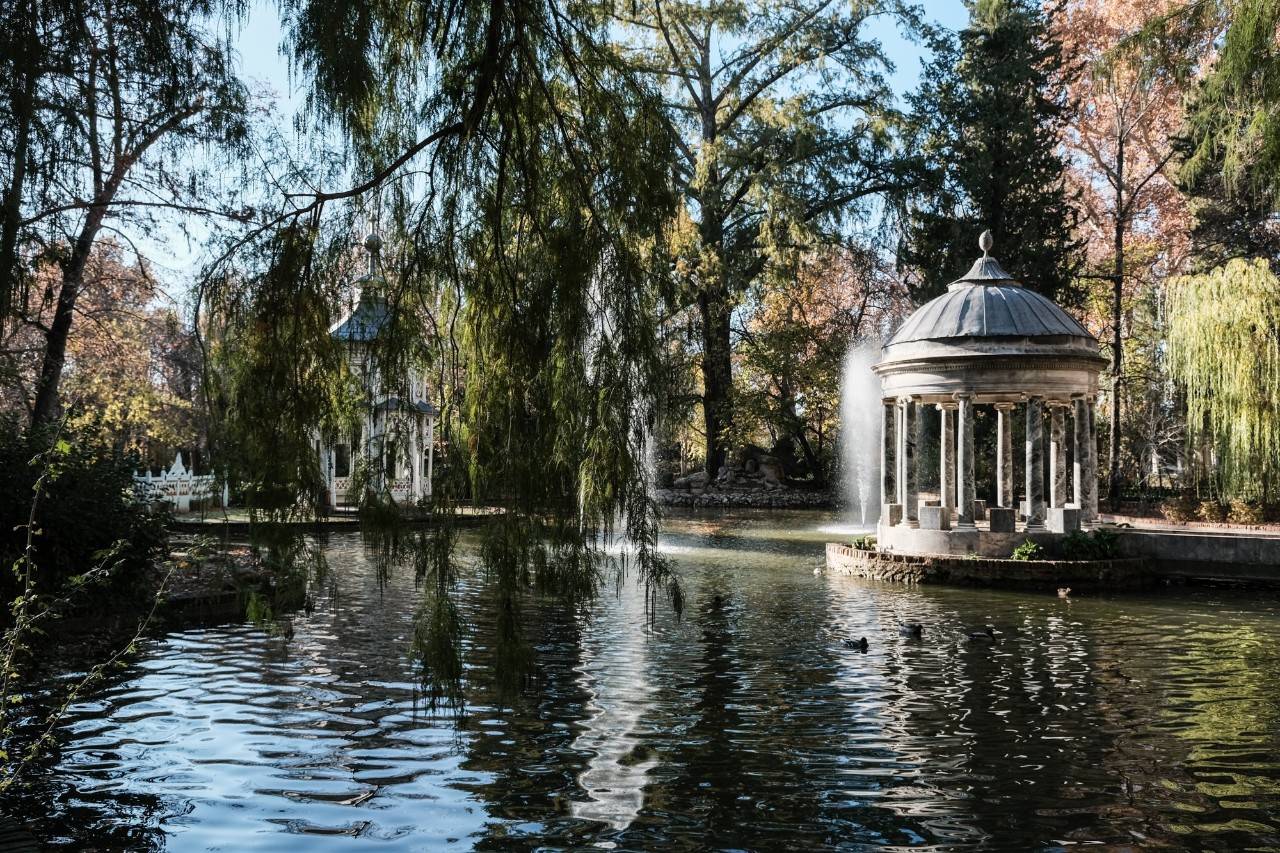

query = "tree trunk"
[694,34,734,477]
[0,25,36,322]
[1108,136,1125,510]
[700,290,732,476]
[794,426,823,487]
[30,208,107,428]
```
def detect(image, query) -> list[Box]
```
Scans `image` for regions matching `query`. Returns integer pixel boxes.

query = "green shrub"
[1090,527,1120,557]
[1058,530,1092,560]
[0,420,168,605]
[1197,500,1228,523]
[1011,539,1044,561]
[1057,528,1121,560]
[1228,498,1263,525]
[851,535,876,551]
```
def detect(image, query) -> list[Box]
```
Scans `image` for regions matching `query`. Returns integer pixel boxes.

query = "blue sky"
[230,2,970,114]
[151,1,970,297]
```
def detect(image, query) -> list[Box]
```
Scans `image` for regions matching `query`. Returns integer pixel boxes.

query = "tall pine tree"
[1177,0,1280,266]
[898,0,1082,302]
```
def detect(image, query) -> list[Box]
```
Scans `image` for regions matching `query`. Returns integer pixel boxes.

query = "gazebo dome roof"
[888,254,1091,345]
[330,277,389,343]
[875,231,1105,403]
[331,233,391,344]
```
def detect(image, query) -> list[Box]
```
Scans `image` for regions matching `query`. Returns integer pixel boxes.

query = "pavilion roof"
[888,233,1091,346]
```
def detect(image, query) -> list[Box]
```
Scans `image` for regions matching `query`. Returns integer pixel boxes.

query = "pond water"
[12,510,1280,851]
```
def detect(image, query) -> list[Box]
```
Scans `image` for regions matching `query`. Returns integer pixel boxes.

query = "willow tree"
[612,0,913,477]
[202,0,684,703]
[1166,258,1280,500]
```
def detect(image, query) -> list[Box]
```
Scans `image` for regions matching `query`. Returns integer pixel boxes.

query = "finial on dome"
[979,229,993,256]
[363,232,382,275]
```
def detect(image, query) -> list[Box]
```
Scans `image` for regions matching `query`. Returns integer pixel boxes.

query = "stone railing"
[329,476,415,507]
[135,453,227,514]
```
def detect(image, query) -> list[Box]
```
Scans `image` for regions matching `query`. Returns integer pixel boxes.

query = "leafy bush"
[1090,527,1120,557]
[0,420,168,604]
[1057,528,1121,561]
[1057,531,1092,560]
[1160,494,1197,523]
[851,535,875,551]
[1197,500,1228,522]
[1228,498,1263,525]
[1011,539,1044,561]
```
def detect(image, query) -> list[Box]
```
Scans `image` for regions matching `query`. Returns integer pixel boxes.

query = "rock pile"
[659,456,832,509]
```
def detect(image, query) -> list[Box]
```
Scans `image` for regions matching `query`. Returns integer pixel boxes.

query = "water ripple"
[5,511,1280,851]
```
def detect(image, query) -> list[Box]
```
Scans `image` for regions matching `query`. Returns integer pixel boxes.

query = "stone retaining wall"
[659,489,833,509]
[825,543,1154,589]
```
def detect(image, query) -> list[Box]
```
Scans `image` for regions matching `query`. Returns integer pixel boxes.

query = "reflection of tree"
[642,586,756,843]
[456,589,593,849]
[1093,617,1280,848]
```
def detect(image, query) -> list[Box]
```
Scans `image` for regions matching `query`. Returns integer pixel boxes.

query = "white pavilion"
[874,231,1106,556]
[318,234,437,508]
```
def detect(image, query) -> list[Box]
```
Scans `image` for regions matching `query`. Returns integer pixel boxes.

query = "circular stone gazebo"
[874,231,1107,557]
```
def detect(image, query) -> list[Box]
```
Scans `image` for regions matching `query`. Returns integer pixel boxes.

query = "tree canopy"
[612,0,914,476]
[898,0,1082,302]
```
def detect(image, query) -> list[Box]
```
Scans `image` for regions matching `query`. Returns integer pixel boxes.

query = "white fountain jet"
[840,342,884,528]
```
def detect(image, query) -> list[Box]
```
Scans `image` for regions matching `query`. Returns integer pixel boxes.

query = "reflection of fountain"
[840,343,882,526]
[569,581,657,830]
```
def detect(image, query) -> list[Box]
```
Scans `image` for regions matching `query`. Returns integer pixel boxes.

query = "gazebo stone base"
[919,505,951,530]
[825,541,1153,589]
[877,520,1058,558]
[1047,507,1082,533]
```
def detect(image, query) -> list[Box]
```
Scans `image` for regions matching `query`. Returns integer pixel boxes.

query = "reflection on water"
[9,510,1280,850]
[569,568,657,830]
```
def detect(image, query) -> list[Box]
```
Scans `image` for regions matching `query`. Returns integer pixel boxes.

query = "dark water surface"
[14,510,1280,851]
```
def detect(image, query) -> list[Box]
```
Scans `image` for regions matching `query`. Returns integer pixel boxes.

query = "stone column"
[1025,397,1046,530]
[326,446,335,506]
[898,397,919,527]
[995,403,1015,507]
[938,402,956,515]
[1084,399,1098,524]
[956,394,976,528]
[409,419,422,502]
[317,435,328,507]
[896,401,906,509]
[426,416,436,498]
[1072,397,1086,510]
[880,400,895,512]
[1049,403,1067,508]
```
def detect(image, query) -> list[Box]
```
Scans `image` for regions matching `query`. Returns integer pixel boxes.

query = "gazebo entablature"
[878,368,1099,406]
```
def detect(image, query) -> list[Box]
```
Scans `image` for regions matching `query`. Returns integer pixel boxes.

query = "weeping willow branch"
[1166,257,1280,500]
[200,0,685,707]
